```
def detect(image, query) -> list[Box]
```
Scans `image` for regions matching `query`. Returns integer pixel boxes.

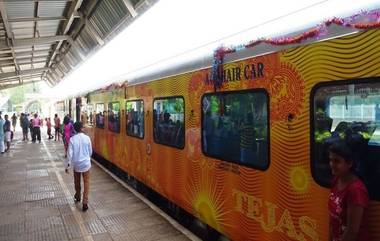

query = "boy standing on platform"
[0,114,5,154]
[11,113,17,132]
[54,114,61,141]
[46,118,53,139]
[3,115,11,152]
[65,122,92,212]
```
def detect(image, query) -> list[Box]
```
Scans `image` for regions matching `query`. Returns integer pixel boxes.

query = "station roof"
[0,0,157,90]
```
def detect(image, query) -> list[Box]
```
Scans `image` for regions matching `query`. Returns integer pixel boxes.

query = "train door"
[144,97,153,185]
[150,96,185,193]
[125,99,148,183]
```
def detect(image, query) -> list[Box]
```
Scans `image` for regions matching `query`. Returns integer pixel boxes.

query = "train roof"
[111,24,361,87]
[77,22,372,99]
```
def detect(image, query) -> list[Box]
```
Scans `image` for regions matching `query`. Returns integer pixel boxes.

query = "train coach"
[58,24,380,241]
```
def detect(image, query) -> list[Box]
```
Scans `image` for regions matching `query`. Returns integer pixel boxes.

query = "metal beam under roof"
[0,35,71,49]
[0,0,158,90]
[7,16,67,22]
[0,67,49,80]
[0,0,74,2]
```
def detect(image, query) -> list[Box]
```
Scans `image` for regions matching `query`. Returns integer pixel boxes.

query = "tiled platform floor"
[0,131,197,241]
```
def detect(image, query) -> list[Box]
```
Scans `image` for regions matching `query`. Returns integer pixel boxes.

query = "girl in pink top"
[32,113,41,143]
[328,140,369,241]
[63,116,74,157]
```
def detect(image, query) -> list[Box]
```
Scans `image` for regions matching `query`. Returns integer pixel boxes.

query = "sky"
[41,0,380,99]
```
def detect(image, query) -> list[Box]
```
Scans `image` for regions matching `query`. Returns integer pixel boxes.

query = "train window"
[153,96,185,149]
[312,81,380,200]
[201,90,269,170]
[86,104,94,126]
[126,100,144,139]
[95,103,105,129]
[108,102,120,133]
[81,104,93,126]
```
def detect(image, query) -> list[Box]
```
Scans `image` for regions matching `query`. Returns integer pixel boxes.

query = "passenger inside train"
[153,97,185,148]
[202,91,268,169]
[96,112,105,128]
[126,100,144,138]
[239,112,255,163]
[108,103,120,133]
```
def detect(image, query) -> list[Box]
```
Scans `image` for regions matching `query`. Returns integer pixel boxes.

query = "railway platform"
[0,131,198,241]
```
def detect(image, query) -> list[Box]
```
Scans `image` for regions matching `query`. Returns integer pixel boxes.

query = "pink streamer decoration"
[209,10,380,89]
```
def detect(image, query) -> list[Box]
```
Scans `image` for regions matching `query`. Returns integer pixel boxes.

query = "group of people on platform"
[0,112,76,153]
[11,112,62,144]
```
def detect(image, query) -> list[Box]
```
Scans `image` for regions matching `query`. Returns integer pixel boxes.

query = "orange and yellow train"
[60,26,380,241]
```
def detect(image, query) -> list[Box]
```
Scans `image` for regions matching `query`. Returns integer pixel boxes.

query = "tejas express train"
[56,25,380,241]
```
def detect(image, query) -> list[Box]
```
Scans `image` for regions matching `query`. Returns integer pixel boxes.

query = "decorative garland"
[99,82,128,92]
[210,10,380,89]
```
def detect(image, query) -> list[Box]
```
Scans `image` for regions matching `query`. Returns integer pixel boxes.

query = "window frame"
[201,89,270,171]
[310,77,380,188]
[108,101,121,133]
[153,95,185,149]
[86,104,94,126]
[126,99,145,140]
[95,103,105,129]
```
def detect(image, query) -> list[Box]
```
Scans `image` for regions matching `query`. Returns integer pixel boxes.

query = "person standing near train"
[0,114,5,154]
[11,113,17,132]
[31,113,41,143]
[46,118,53,140]
[63,115,74,157]
[328,140,370,241]
[21,113,29,141]
[65,121,92,212]
[54,114,61,141]
[3,114,11,151]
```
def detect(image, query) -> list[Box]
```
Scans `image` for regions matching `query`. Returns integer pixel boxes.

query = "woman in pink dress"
[63,116,74,157]
[328,140,370,241]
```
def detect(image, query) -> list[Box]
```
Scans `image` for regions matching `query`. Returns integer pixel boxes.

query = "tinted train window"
[312,81,380,200]
[108,102,120,133]
[126,100,144,139]
[153,97,185,149]
[95,103,105,129]
[202,90,269,170]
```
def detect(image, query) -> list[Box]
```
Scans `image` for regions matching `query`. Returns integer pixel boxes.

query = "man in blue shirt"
[65,121,92,211]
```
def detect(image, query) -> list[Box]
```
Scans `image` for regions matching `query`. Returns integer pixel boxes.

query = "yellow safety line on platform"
[92,159,201,241]
[42,140,94,241]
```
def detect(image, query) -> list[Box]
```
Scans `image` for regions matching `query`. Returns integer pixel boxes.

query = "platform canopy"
[0,0,157,90]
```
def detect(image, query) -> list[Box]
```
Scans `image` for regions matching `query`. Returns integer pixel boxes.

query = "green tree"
[8,86,26,105]
[6,82,40,106]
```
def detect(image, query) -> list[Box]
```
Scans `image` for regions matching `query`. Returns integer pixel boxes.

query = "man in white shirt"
[65,121,92,211]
